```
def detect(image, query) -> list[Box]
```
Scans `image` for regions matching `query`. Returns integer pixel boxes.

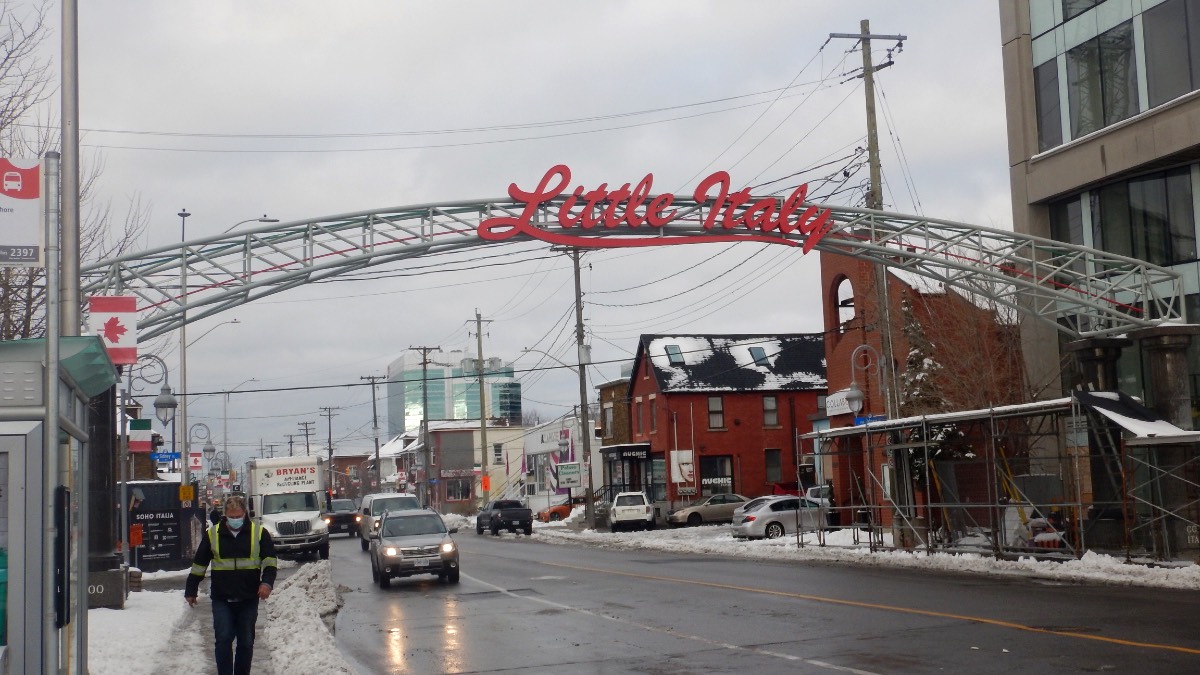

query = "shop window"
[763,396,779,427]
[1066,20,1138,138]
[765,449,782,483]
[445,478,472,501]
[699,455,733,496]
[708,396,724,429]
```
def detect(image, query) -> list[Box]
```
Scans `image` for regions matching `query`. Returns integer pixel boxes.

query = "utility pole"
[265,443,277,459]
[833,20,910,532]
[472,310,493,505]
[410,346,441,507]
[830,19,905,420]
[362,375,385,491]
[570,249,598,530]
[286,434,295,457]
[298,421,316,457]
[319,406,339,473]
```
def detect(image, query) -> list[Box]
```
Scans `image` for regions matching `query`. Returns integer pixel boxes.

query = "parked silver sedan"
[730,495,825,539]
[667,493,749,526]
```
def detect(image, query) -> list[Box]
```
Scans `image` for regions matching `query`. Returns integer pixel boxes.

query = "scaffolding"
[802,394,1200,562]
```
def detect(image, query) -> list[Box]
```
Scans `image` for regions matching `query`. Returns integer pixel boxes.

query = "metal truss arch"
[80,198,1184,342]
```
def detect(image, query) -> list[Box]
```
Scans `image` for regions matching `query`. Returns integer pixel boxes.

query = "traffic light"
[151,433,164,449]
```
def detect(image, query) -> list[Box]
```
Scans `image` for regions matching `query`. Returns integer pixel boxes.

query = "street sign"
[557,462,582,488]
[150,452,179,462]
[179,485,194,502]
[854,415,888,426]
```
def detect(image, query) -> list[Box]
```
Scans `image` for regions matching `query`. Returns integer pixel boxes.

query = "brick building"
[819,253,1027,527]
[623,333,826,514]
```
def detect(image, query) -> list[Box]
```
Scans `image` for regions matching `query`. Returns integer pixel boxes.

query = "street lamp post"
[222,214,279,234]
[121,354,178,567]
[178,209,192,526]
[223,377,258,463]
[189,422,215,503]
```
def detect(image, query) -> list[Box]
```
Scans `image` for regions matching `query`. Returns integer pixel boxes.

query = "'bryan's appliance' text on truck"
[245,456,330,559]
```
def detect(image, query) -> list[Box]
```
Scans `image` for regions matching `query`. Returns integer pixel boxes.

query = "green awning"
[0,336,119,398]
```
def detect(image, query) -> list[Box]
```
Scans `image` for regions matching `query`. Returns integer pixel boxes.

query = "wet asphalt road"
[328,528,1200,674]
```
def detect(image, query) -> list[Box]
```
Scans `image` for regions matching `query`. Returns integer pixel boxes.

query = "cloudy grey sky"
[71,1,1010,471]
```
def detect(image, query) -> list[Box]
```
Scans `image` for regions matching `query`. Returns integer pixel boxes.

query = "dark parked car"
[370,509,460,587]
[476,499,533,535]
[322,498,360,537]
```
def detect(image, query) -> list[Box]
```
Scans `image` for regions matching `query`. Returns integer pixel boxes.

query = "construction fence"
[802,394,1200,562]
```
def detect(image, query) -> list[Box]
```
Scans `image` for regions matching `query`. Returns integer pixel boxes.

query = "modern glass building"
[1001,0,1200,421]
[385,349,522,435]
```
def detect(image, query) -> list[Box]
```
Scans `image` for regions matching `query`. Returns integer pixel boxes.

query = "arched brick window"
[834,277,856,333]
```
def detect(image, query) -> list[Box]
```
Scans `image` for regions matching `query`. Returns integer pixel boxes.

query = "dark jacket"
[185,520,278,601]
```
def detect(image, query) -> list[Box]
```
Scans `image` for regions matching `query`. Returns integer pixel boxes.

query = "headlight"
[355,515,362,522]
[384,547,399,557]
[323,517,332,524]
[441,541,456,553]
[373,520,381,529]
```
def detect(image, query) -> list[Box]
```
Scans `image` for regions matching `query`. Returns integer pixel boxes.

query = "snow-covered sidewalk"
[88,560,354,675]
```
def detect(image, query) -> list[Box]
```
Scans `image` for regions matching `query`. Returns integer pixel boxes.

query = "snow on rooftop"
[643,334,826,393]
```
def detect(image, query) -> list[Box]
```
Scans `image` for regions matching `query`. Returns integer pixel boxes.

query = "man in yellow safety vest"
[185,494,278,675]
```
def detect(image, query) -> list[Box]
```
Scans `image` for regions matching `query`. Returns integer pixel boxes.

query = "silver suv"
[370,509,460,587]
[609,491,656,532]
[359,492,422,551]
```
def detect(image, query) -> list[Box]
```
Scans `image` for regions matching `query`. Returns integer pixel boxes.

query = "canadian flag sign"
[128,418,153,453]
[88,295,138,365]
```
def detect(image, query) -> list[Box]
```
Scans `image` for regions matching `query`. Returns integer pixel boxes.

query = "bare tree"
[0,0,147,339]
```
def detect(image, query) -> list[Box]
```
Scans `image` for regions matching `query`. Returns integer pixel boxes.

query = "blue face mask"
[226,516,245,529]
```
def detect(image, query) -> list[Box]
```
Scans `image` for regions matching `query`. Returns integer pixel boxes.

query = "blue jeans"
[211,597,260,675]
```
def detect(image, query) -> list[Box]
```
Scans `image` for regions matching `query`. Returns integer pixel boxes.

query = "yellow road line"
[540,560,1200,656]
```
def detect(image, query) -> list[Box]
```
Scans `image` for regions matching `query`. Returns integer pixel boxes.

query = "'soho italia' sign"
[479,164,833,252]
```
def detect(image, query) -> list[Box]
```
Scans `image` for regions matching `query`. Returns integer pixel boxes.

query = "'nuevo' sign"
[479,164,833,252]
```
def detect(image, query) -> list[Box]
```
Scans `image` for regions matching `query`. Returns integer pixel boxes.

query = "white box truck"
[245,456,330,559]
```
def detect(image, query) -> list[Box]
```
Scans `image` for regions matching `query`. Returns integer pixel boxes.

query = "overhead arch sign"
[478,164,834,252]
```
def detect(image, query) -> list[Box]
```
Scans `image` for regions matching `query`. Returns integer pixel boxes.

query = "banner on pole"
[88,295,138,364]
[0,157,43,267]
[128,418,152,453]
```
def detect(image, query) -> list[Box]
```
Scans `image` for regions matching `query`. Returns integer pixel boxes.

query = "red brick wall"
[629,366,822,500]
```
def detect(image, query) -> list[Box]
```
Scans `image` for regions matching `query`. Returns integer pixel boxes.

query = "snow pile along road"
[262,559,353,673]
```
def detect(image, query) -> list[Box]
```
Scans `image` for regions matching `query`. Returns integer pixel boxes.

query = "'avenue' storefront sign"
[479,164,833,251]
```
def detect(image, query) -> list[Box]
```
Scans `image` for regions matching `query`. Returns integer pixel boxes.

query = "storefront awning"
[599,442,651,457]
